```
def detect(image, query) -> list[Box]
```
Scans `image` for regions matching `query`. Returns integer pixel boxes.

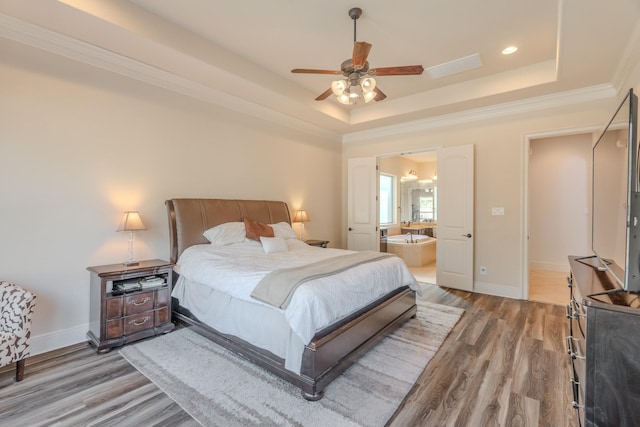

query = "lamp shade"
[293,210,310,223]
[116,211,146,232]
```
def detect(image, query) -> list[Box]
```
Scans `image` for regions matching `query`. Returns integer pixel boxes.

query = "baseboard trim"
[529,261,569,272]
[474,280,524,300]
[30,323,89,356]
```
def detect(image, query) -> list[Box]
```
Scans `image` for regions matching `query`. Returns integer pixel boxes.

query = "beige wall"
[0,42,342,354]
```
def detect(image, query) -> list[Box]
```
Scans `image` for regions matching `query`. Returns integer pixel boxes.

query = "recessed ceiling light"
[502,46,518,55]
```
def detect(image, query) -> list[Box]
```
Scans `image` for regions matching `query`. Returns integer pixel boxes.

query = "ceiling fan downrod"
[349,7,362,43]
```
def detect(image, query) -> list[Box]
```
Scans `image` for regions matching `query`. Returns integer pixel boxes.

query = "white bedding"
[173,239,420,347]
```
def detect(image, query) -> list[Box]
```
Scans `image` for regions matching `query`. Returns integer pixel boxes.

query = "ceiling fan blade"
[291,68,343,75]
[374,87,387,101]
[352,41,372,69]
[315,87,333,101]
[370,65,424,76]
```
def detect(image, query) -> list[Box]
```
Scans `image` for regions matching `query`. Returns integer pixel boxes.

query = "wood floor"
[0,285,576,427]
[528,269,570,306]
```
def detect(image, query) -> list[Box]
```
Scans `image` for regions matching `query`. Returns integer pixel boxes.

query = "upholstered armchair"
[0,281,36,381]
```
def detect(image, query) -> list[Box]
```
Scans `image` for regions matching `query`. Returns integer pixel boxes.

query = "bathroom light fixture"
[116,211,146,266]
[401,170,419,182]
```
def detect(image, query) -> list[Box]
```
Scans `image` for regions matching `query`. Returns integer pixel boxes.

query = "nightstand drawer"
[123,312,154,335]
[105,318,123,339]
[155,287,170,308]
[124,292,154,315]
[155,306,170,325]
[105,297,123,319]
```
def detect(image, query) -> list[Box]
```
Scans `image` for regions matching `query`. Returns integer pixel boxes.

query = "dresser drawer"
[123,292,154,315]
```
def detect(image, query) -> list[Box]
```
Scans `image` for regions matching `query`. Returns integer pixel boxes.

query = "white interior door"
[436,144,475,291]
[347,157,379,251]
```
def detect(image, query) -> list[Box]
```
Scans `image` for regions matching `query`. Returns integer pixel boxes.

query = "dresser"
[87,259,174,353]
[567,256,640,427]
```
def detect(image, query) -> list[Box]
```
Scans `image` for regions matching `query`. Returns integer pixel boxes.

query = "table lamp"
[117,211,146,266]
[293,209,310,240]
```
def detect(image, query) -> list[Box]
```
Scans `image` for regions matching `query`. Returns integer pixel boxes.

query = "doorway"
[379,152,438,284]
[527,133,592,304]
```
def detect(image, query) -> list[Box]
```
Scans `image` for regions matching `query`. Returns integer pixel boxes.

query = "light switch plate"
[492,207,505,216]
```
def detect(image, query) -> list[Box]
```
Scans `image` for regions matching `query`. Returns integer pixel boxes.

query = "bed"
[166,198,419,400]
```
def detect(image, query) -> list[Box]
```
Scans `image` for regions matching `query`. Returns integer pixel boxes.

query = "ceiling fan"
[291,7,424,105]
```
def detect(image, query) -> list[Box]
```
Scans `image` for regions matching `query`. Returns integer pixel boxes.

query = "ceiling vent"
[426,53,483,79]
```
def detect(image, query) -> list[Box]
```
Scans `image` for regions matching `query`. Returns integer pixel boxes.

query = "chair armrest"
[0,282,37,339]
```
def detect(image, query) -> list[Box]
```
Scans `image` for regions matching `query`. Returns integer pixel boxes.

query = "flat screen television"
[591,88,640,292]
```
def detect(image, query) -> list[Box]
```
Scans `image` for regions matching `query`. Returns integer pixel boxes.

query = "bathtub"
[387,235,432,244]
[386,235,436,267]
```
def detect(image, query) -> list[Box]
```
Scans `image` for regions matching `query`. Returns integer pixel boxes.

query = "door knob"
[462,233,472,238]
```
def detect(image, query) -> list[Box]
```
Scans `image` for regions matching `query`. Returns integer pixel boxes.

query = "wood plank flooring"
[528,269,570,306]
[0,285,576,427]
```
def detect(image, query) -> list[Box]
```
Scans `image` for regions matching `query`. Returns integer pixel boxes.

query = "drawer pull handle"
[566,336,585,360]
[129,297,150,306]
[129,316,151,326]
[568,300,585,318]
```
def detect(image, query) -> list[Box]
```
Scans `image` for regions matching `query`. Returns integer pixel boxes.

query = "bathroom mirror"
[400,179,437,223]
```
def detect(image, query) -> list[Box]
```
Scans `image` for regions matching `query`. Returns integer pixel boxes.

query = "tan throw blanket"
[251,251,394,309]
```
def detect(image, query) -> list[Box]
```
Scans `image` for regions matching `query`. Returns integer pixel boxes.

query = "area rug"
[119,295,463,426]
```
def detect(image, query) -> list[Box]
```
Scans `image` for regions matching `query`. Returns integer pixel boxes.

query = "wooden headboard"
[165,198,291,264]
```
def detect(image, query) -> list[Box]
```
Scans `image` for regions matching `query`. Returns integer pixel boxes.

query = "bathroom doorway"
[379,151,438,284]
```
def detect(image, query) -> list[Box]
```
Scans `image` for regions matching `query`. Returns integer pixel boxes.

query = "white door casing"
[347,157,379,251]
[436,144,475,291]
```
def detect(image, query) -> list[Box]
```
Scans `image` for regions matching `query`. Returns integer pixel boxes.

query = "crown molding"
[342,84,616,144]
[612,20,640,94]
[0,12,343,143]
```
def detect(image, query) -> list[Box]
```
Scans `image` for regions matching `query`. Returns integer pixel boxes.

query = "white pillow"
[203,222,246,245]
[260,236,288,254]
[271,222,298,240]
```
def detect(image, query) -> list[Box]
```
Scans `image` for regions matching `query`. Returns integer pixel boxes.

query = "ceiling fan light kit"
[291,7,423,105]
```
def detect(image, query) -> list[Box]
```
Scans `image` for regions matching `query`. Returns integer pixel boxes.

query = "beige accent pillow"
[244,217,274,241]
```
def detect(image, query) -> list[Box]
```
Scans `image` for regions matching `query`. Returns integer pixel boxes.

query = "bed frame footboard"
[172,286,416,400]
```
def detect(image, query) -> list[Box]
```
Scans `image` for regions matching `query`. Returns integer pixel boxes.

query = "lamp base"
[123,261,140,267]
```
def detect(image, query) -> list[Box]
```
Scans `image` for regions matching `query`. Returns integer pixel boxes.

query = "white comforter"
[173,239,420,345]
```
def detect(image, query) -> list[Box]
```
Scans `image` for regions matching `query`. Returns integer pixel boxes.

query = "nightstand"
[87,259,174,353]
[305,239,329,248]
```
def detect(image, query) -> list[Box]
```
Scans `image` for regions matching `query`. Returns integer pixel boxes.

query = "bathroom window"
[380,173,396,225]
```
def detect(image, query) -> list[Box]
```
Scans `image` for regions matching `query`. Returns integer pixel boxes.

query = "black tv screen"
[592,89,640,292]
